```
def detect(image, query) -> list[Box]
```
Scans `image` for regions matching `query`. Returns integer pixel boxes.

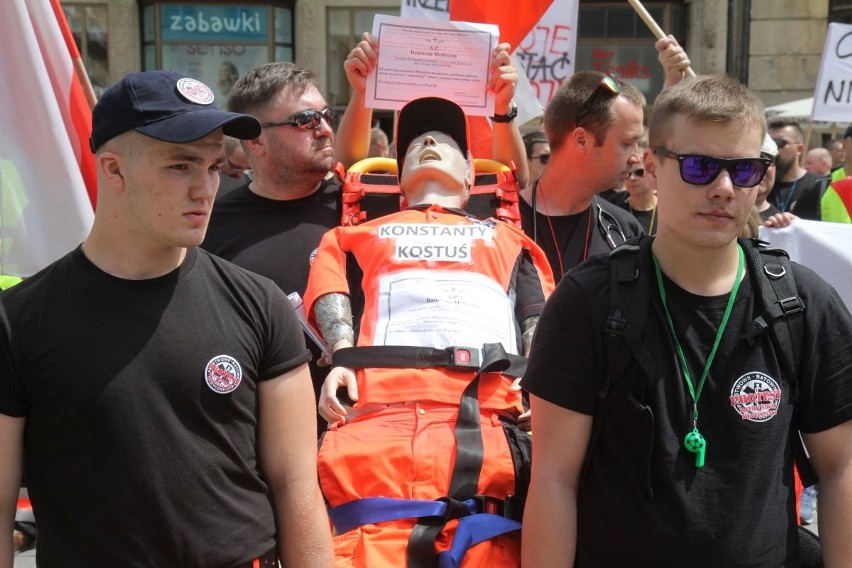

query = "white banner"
[759,220,852,310]
[400,0,449,21]
[811,22,852,123]
[513,0,578,109]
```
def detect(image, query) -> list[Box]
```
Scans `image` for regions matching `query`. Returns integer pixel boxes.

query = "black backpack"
[583,236,814,488]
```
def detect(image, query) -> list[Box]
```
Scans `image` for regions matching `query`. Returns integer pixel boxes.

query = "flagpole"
[50,0,97,109]
[626,0,696,78]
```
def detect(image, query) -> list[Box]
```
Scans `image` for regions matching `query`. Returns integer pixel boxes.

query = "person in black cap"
[301,96,553,568]
[0,71,333,567]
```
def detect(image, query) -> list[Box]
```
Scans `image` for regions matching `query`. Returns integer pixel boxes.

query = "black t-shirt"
[768,172,824,220]
[522,241,852,567]
[203,178,341,297]
[519,195,644,281]
[0,247,310,567]
[618,200,657,234]
[202,178,342,416]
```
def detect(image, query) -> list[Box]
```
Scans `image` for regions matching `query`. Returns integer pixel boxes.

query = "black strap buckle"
[446,346,480,371]
[473,494,515,519]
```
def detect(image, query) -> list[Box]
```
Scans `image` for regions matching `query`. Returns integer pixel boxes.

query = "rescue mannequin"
[304,97,553,568]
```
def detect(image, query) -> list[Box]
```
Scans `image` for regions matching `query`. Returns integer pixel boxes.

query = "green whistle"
[683,428,706,468]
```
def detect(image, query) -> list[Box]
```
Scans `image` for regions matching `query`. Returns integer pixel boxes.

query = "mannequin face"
[399,131,471,205]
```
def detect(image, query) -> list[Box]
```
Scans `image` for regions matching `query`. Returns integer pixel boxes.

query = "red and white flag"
[0,0,96,277]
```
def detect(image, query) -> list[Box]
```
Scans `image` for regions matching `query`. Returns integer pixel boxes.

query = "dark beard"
[775,157,793,179]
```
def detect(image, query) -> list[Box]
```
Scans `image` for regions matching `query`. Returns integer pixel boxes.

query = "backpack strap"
[740,239,815,486]
[581,236,657,487]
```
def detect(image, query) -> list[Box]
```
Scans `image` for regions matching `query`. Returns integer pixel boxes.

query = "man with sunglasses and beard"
[766,118,824,220]
[522,74,852,567]
[518,72,645,282]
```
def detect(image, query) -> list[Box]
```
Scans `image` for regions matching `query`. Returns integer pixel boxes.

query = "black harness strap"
[582,238,657,487]
[741,240,813,486]
[406,343,520,568]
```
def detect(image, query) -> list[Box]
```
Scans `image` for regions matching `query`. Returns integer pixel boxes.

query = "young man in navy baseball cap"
[0,71,334,567]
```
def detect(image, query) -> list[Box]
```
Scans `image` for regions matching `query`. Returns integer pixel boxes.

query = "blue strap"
[329,497,520,567]
[329,497,477,535]
[437,514,521,568]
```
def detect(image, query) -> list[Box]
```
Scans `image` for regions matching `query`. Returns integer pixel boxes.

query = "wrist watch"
[491,100,518,123]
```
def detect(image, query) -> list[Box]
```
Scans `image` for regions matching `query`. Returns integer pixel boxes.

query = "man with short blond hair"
[523,74,852,567]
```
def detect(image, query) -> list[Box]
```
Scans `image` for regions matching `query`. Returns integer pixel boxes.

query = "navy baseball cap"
[396,97,470,174]
[90,71,261,151]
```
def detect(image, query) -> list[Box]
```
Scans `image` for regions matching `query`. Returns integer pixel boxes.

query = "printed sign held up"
[812,22,852,122]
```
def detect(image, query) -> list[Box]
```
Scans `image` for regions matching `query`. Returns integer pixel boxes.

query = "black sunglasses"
[575,75,621,128]
[531,153,550,165]
[654,147,771,187]
[261,107,334,130]
[772,138,791,150]
[628,168,644,178]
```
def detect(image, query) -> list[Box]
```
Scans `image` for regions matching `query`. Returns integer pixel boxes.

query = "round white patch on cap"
[177,78,215,105]
[204,354,242,394]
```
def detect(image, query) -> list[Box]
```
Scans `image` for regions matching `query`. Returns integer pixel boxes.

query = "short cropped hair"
[544,71,645,151]
[649,74,765,150]
[767,117,804,142]
[522,131,548,157]
[227,62,320,116]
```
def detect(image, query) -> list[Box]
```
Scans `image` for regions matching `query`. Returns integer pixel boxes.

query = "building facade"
[60,0,836,125]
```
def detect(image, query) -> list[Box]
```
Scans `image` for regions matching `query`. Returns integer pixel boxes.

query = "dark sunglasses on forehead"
[575,74,621,128]
[530,153,550,165]
[261,107,334,130]
[654,147,771,187]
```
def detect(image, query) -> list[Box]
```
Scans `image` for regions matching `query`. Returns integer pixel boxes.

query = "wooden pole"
[626,0,696,78]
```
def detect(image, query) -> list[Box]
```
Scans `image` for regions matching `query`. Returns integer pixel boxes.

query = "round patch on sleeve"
[177,78,215,105]
[204,355,243,394]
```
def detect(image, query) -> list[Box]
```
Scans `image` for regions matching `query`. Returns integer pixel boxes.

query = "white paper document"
[367,14,498,115]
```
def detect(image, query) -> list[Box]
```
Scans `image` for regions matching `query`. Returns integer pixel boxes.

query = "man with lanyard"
[304,97,553,568]
[521,74,852,567]
[767,118,823,220]
[518,71,645,281]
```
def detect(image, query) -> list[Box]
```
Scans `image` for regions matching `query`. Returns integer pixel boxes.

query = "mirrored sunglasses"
[575,74,621,128]
[261,107,335,130]
[654,147,771,187]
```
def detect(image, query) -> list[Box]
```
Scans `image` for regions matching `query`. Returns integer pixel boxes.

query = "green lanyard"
[652,244,744,468]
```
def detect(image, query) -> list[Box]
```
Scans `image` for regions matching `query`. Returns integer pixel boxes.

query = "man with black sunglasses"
[767,118,823,220]
[518,71,645,281]
[523,130,550,185]
[522,74,852,567]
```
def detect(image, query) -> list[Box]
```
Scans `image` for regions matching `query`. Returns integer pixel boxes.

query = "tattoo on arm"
[521,316,538,357]
[314,293,355,351]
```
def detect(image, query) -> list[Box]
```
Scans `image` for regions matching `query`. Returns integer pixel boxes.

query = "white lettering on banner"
[372,269,517,352]
[378,223,493,263]
[169,11,261,34]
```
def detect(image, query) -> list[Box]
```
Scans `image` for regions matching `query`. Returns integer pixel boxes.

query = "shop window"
[326,7,399,108]
[576,2,685,102]
[62,3,109,96]
[141,2,294,108]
